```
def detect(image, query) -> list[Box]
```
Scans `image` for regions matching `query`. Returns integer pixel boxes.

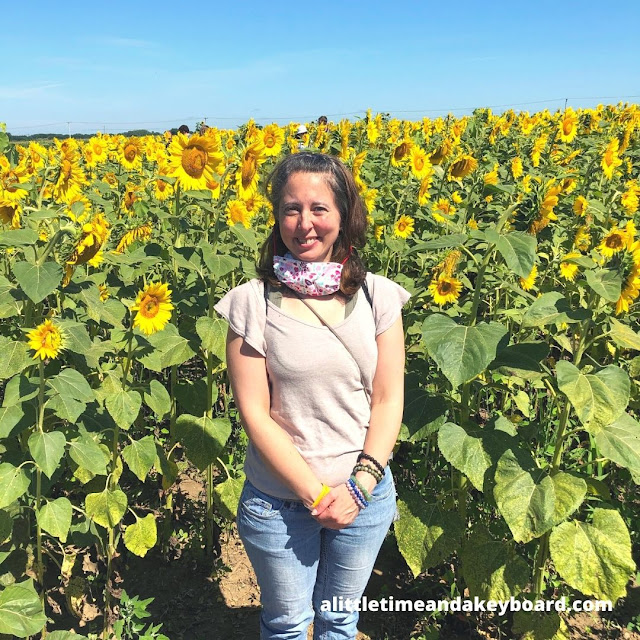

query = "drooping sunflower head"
[449,154,478,180]
[599,227,628,259]
[391,141,412,167]
[131,282,174,335]
[27,319,64,360]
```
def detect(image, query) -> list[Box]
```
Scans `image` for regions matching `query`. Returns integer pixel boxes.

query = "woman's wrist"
[302,481,327,510]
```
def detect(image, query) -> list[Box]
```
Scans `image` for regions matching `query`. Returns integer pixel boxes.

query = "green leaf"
[0,463,30,509]
[28,431,66,479]
[99,298,127,328]
[494,449,586,543]
[123,514,157,557]
[438,422,493,492]
[199,247,240,278]
[155,444,179,489]
[461,527,529,601]
[556,361,629,431]
[213,475,245,520]
[549,508,635,603]
[585,268,622,302]
[105,389,142,430]
[394,491,464,577]
[2,374,39,406]
[47,367,94,402]
[512,610,569,640]
[85,487,127,529]
[122,436,156,482]
[175,414,231,471]
[406,233,468,254]
[68,435,108,475]
[593,413,640,474]
[521,292,589,328]
[398,374,448,442]
[0,228,39,247]
[37,497,72,543]
[0,339,32,380]
[12,260,63,303]
[0,580,47,637]
[175,378,210,416]
[489,341,549,380]
[491,230,537,278]
[48,394,87,423]
[196,316,227,363]
[609,317,640,351]
[138,323,196,372]
[0,404,25,439]
[47,632,89,640]
[422,315,507,389]
[143,379,171,418]
[0,509,12,543]
[56,319,92,354]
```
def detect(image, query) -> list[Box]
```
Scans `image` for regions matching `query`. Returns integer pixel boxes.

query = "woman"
[215,152,410,640]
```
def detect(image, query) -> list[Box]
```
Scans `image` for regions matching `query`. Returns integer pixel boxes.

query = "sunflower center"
[414,156,425,171]
[61,160,72,178]
[157,180,167,192]
[397,221,407,232]
[140,295,160,318]
[93,143,103,155]
[439,281,453,294]
[394,143,409,161]
[264,134,275,148]
[182,146,207,178]
[563,120,573,135]
[124,144,137,162]
[606,234,624,249]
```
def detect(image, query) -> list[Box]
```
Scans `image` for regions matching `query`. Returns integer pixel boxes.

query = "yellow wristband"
[311,484,331,509]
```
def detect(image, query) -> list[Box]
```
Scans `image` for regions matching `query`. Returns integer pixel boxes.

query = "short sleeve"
[366,273,411,336]
[213,279,267,356]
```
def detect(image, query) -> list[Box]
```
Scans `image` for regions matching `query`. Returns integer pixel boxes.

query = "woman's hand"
[311,484,360,530]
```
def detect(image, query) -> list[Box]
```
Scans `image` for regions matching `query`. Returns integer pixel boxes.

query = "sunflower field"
[0,104,639,639]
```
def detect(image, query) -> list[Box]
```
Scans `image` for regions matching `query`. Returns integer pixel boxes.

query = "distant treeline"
[8,129,166,142]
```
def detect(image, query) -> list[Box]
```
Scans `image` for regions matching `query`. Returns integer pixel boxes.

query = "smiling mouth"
[296,238,318,245]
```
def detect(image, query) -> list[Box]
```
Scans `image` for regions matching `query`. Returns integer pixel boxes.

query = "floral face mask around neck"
[273,249,351,297]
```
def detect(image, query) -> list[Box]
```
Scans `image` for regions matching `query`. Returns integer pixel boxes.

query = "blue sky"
[3,0,639,135]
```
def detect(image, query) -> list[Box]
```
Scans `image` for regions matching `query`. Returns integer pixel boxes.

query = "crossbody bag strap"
[291,290,371,403]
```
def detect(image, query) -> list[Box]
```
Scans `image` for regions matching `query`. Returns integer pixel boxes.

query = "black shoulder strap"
[263,281,269,312]
[361,279,373,309]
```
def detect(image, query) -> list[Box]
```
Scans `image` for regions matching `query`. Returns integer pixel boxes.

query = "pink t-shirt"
[214,273,411,499]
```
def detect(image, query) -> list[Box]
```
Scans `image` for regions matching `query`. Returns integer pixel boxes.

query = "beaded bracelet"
[357,453,385,476]
[352,463,383,483]
[350,475,372,502]
[346,478,368,509]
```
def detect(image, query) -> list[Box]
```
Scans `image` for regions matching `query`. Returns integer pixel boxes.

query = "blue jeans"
[237,468,396,640]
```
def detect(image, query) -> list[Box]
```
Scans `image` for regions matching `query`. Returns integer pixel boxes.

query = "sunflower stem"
[35,359,46,632]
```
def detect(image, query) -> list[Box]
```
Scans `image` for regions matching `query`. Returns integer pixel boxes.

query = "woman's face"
[278,172,341,262]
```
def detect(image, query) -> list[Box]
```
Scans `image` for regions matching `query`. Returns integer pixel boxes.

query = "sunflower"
[114,224,152,254]
[601,138,622,180]
[559,252,581,281]
[621,183,639,215]
[430,139,453,165]
[118,137,143,171]
[483,164,499,186]
[391,141,412,167]
[409,147,431,179]
[131,282,173,335]
[573,195,588,217]
[123,183,142,213]
[27,141,47,171]
[362,188,378,214]
[449,154,477,180]
[52,151,87,204]
[226,199,252,228]
[418,173,433,206]
[0,198,21,228]
[574,225,591,251]
[599,227,628,259]
[519,265,538,291]
[66,212,110,266]
[558,108,578,143]
[84,135,109,168]
[168,133,224,191]
[27,319,64,360]
[260,124,285,157]
[511,156,523,180]
[393,215,415,239]
[98,284,110,302]
[374,225,384,241]
[103,172,118,188]
[235,141,265,199]
[153,178,174,202]
[366,120,380,144]
[531,134,548,168]
[432,199,455,224]
[428,275,462,305]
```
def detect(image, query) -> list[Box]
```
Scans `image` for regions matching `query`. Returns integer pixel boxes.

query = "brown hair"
[257,152,367,296]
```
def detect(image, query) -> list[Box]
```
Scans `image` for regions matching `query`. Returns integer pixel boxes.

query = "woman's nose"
[297,210,313,230]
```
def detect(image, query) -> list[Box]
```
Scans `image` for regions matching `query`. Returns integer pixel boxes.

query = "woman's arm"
[313,315,405,522]
[226,327,324,507]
